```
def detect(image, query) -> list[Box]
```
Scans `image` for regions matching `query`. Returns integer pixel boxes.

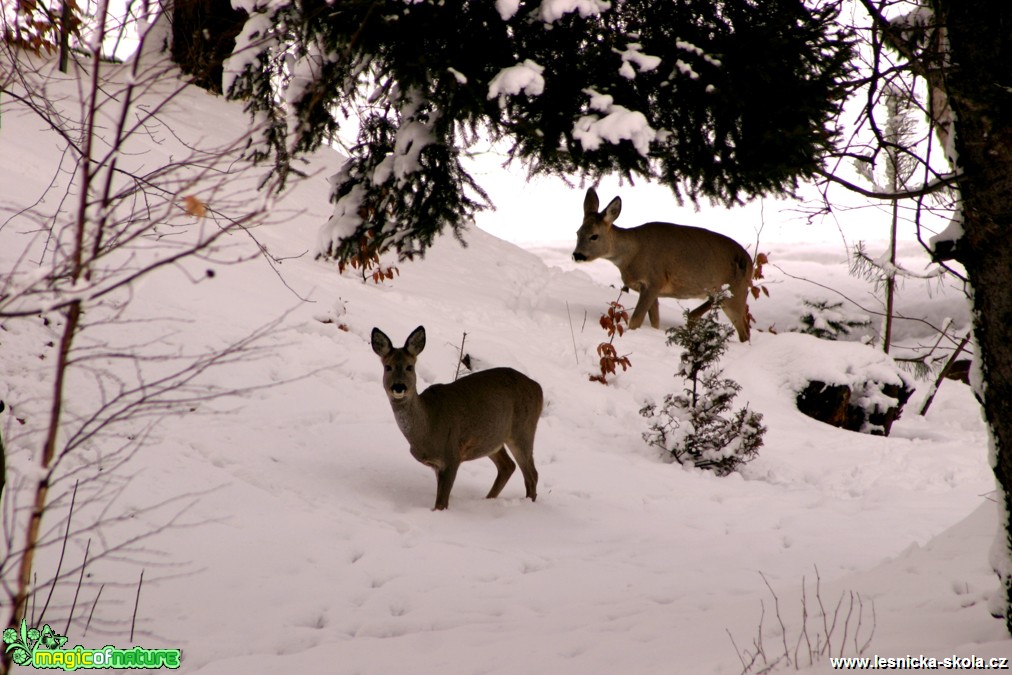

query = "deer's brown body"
[371,326,542,511]
[573,188,753,342]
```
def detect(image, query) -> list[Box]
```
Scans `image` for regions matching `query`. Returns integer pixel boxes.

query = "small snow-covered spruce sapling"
[640,291,765,475]
[793,299,871,341]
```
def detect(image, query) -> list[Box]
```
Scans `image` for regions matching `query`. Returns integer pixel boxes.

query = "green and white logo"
[3,620,180,670]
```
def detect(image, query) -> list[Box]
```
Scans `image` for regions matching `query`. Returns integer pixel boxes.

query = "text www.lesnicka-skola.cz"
[831,655,1010,670]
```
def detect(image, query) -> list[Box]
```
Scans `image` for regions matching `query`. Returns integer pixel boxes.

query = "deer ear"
[584,187,600,216]
[371,328,392,357]
[603,196,622,224]
[405,325,426,356]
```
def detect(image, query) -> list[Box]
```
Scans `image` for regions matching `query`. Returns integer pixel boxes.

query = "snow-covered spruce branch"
[850,241,948,284]
[227,0,853,264]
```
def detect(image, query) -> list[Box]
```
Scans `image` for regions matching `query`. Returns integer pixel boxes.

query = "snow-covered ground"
[1,58,1008,673]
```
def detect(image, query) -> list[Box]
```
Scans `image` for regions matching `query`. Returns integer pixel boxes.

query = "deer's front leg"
[648,298,660,328]
[629,286,660,330]
[433,461,459,511]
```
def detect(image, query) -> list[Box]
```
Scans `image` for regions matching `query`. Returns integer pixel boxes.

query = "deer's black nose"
[573,252,587,262]
[391,383,407,395]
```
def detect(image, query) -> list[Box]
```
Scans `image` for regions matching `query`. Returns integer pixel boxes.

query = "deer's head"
[573,187,621,262]
[371,326,426,401]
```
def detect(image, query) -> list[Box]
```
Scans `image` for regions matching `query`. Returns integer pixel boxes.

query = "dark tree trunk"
[169,0,247,93]
[934,0,1012,634]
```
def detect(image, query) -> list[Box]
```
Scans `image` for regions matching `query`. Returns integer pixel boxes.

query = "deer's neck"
[606,226,640,266]
[389,394,430,441]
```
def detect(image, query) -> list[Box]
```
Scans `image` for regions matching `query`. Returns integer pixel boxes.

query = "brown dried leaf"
[599,357,616,375]
[183,195,207,218]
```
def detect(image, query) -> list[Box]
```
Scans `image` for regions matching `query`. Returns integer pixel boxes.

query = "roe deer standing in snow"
[370,326,543,511]
[572,187,754,342]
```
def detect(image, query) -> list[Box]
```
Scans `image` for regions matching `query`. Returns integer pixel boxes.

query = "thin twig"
[894,316,954,366]
[853,593,865,655]
[65,538,91,636]
[816,567,832,657]
[0,401,5,504]
[727,628,749,672]
[39,480,79,626]
[453,332,467,382]
[771,263,962,339]
[30,571,37,626]
[859,599,877,654]
[84,584,104,636]
[130,569,144,643]
[566,301,579,365]
[841,591,855,661]
[795,574,813,666]
[755,598,767,666]
[920,330,972,415]
[759,572,790,668]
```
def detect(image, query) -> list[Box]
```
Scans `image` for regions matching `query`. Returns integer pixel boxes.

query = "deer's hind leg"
[687,297,715,323]
[486,447,516,499]
[506,437,538,503]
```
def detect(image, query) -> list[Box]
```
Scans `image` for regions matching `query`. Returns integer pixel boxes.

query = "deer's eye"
[384,365,392,372]
[406,365,414,372]
[590,234,599,241]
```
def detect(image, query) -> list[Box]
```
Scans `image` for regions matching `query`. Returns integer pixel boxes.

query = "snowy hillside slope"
[1,60,1007,673]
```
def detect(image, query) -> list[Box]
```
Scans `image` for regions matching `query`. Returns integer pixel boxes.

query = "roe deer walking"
[370,326,543,511]
[572,187,754,342]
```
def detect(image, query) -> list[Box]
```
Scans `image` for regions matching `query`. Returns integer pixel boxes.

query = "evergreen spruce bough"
[226,1,854,265]
[794,299,871,341]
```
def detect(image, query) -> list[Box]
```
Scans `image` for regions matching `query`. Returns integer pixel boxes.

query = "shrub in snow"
[589,291,632,385]
[796,377,913,437]
[793,298,870,341]
[774,333,915,436]
[641,296,765,475]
